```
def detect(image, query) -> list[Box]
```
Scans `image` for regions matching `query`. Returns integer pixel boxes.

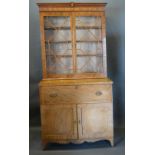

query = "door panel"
[77,103,113,139]
[41,104,77,140]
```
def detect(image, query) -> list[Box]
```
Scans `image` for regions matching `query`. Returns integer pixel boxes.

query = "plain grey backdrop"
[29,0,125,129]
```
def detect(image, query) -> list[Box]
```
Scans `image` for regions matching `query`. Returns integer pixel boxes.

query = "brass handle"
[96,91,102,96]
[73,120,77,124]
[75,85,78,89]
[49,93,57,97]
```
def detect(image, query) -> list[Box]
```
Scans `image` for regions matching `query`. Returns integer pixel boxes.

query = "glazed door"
[40,12,74,78]
[41,104,77,140]
[73,12,107,76]
[77,103,113,139]
[40,12,107,78]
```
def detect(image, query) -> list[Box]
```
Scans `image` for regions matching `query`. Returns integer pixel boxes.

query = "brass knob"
[71,2,74,7]
[49,93,57,97]
[96,91,102,96]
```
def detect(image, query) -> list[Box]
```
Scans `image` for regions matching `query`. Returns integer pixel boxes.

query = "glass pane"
[44,16,73,74]
[76,16,103,73]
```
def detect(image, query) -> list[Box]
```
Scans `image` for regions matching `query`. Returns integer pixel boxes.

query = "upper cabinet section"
[38,3,107,79]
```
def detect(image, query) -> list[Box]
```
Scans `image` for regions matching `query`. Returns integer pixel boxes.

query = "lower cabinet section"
[40,103,113,146]
[39,79,114,147]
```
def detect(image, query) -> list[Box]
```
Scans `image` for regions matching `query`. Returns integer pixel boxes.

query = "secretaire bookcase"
[37,2,114,147]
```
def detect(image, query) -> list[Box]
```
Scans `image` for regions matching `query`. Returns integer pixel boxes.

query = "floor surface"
[30,127,125,155]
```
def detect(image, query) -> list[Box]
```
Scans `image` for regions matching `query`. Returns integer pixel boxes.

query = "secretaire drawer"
[40,84,112,104]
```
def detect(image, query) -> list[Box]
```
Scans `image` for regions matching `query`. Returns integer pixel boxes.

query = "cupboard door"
[77,103,113,139]
[41,104,77,140]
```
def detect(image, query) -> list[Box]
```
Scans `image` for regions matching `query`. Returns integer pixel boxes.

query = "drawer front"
[40,84,112,104]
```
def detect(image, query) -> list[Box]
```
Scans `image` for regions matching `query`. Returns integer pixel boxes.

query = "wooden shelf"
[46,54,72,57]
[44,26,101,30]
[77,53,102,57]
[45,26,70,30]
[46,53,102,57]
[45,40,102,44]
[45,40,71,44]
[76,26,101,29]
[76,40,102,43]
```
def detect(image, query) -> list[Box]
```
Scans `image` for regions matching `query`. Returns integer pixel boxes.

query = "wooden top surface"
[37,2,107,12]
[39,78,113,86]
[37,2,107,7]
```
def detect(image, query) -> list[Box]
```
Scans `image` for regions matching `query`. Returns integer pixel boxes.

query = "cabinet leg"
[109,138,114,147]
[42,141,47,150]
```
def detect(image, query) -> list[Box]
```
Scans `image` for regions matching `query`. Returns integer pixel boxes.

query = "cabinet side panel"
[101,12,107,76]
[39,12,47,78]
